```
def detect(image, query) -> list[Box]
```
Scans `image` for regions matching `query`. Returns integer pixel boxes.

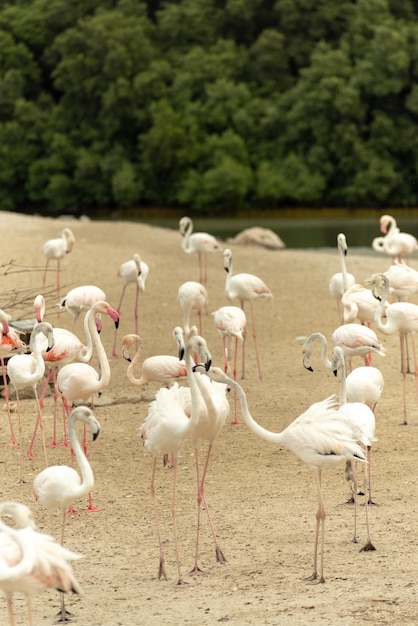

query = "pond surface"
[134,214,418,249]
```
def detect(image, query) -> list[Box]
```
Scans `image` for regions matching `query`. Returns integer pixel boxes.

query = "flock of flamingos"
[1,213,418,624]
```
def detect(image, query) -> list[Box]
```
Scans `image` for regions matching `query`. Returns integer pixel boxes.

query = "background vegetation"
[1,0,417,215]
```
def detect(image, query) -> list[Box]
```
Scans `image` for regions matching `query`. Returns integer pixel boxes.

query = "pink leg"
[401,334,408,425]
[112,285,126,358]
[231,337,241,424]
[249,302,263,380]
[151,458,167,580]
[240,303,246,379]
[56,259,61,319]
[27,389,48,467]
[171,461,184,585]
[39,367,53,409]
[134,285,139,335]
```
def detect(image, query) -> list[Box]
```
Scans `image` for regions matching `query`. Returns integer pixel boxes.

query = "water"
[134,214,418,249]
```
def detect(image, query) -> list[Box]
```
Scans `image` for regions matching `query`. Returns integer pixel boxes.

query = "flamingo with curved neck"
[328,233,356,322]
[196,365,365,583]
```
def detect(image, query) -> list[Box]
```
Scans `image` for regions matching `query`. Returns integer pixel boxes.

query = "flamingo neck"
[88,308,110,388]
[68,417,94,494]
[127,338,145,385]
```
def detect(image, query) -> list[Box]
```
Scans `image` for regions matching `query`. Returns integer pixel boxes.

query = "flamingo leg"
[27,389,48,467]
[306,469,326,584]
[240,302,247,379]
[360,449,376,552]
[1,358,16,446]
[231,337,241,424]
[400,333,408,424]
[134,285,140,336]
[7,596,15,626]
[112,285,127,358]
[190,447,204,574]
[150,458,167,581]
[249,301,263,380]
[56,259,61,319]
[171,460,184,585]
[15,393,24,484]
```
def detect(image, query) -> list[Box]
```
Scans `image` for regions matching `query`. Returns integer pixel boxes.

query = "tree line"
[1,0,417,216]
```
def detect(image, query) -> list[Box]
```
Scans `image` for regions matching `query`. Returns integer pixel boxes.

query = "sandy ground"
[1,212,418,625]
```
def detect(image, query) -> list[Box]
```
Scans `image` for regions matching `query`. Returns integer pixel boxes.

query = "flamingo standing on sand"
[0,310,25,447]
[366,272,418,424]
[42,228,75,306]
[177,281,208,338]
[140,332,212,584]
[112,253,149,357]
[179,216,222,287]
[196,366,365,583]
[0,501,82,626]
[58,285,106,329]
[6,322,55,479]
[372,214,418,264]
[328,233,356,323]
[212,305,246,423]
[223,248,272,380]
[122,333,188,393]
[175,328,230,572]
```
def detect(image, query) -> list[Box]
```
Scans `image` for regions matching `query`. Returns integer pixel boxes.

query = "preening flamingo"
[112,253,149,357]
[0,501,82,626]
[383,260,418,302]
[341,283,387,327]
[223,247,272,380]
[366,272,418,424]
[58,285,106,328]
[42,228,75,305]
[212,305,246,423]
[179,216,222,287]
[176,327,230,572]
[372,214,418,264]
[197,366,365,583]
[177,281,208,338]
[6,322,55,477]
[328,233,356,323]
[122,333,188,393]
[0,310,25,446]
[140,333,212,584]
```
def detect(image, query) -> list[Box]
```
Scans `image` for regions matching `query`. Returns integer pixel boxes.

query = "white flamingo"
[6,322,55,478]
[177,280,208,338]
[58,285,106,328]
[179,216,222,287]
[328,233,356,323]
[0,309,25,446]
[0,501,82,626]
[196,366,365,583]
[112,253,149,357]
[139,333,212,584]
[372,214,418,264]
[223,247,272,380]
[212,305,246,424]
[42,228,75,305]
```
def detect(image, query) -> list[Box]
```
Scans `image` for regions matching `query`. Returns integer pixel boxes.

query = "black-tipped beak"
[304,365,314,372]
[178,347,185,361]
[333,369,337,377]
[205,358,212,372]
[93,430,100,441]
[114,320,119,329]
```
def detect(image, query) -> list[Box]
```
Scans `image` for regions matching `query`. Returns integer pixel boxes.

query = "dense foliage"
[1,0,418,215]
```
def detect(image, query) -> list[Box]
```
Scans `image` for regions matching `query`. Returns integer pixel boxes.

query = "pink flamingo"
[122,332,188,392]
[179,216,222,287]
[140,333,212,584]
[372,214,418,264]
[57,300,118,510]
[198,366,365,583]
[223,248,272,380]
[341,283,388,327]
[328,233,356,323]
[0,309,25,446]
[177,281,208,338]
[6,322,55,480]
[58,285,106,329]
[0,501,82,625]
[383,260,418,302]
[42,228,75,313]
[212,305,246,424]
[112,253,149,357]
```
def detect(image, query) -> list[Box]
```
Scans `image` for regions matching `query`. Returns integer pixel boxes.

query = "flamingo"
[303,325,385,374]
[331,347,379,513]
[0,501,82,626]
[197,366,366,583]
[0,310,25,447]
[176,327,230,572]
[383,260,418,302]
[42,228,75,306]
[140,332,212,584]
[6,322,55,477]
[112,253,149,357]
[372,214,418,264]
[366,272,418,424]
[58,285,106,328]
[122,333,188,392]
[223,247,272,380]
[179,216,222,287]
[177,281,208,338]
[328,233,356,323]
[212,305,246,424]
[341,283,387,328]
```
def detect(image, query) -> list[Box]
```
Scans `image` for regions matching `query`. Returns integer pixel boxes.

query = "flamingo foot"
[85,502,101,512]
[6,440,17,447]
[304,572,325,584]
[56,608,74,623]
[59,441,69,448]
[176,578,188,586]
[360,540,376,552]
[216,547,227,564]
[189,565,204,576]
[27,449,36,460]
[47,440,57,447]
[230,418,242,425]
[66,506,81,515]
